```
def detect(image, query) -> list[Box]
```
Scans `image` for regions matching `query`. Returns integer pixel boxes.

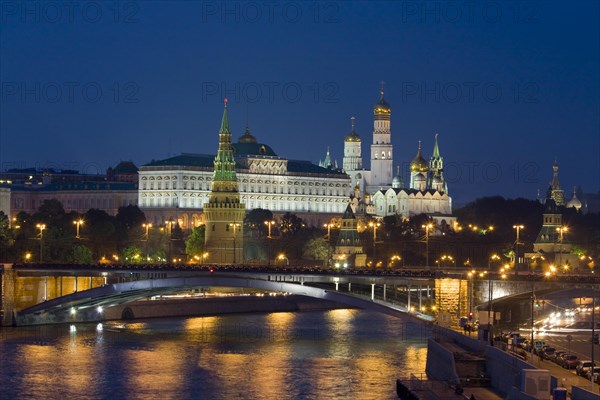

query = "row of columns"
[329,281,433,311]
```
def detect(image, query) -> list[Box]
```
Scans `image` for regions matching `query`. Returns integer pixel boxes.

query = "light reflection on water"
[0,310,429,400]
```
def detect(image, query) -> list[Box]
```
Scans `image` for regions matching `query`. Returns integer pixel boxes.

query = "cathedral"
[341,87,453,224]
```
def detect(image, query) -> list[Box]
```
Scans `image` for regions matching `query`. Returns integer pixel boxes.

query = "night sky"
[1,1,598,205]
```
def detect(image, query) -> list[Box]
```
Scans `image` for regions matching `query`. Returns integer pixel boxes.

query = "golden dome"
[344,132,361,142]
[374,97,391,114]
[410,142,429,172]
[344,116,361,142]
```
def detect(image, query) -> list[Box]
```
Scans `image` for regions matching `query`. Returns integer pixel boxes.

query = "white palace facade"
[138,122,351,229]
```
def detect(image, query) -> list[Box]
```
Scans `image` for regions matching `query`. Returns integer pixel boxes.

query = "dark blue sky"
[1,1,598,205]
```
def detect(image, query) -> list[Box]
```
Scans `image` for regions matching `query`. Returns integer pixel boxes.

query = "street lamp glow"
[421,223,434,267]
[513,225,524,275]
[264,220,276,238]
[73,219,84,238]
[36,223,46,262]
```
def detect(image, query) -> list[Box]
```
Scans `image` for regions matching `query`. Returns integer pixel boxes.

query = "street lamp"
[488,254,500,344]
[36,223,46,262]
[264,220,276,238]
[324,222,337,241]
[142,223,152,261]
[513,225,524,275]
[368,221,381,261]
[277,253,289,266]
[422,223,434,267]
[229,223,241,264]
[73,219,84,239]
[556,226,568,267]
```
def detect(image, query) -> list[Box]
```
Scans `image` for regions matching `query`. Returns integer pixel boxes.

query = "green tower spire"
[432,132,440,158]
[211,98,238,190]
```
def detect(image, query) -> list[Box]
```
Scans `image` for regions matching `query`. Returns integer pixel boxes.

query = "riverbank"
[102,294,347,322]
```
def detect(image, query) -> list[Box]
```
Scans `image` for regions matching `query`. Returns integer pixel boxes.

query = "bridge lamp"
[70,307,76,315]
[24,252,32,262]
[97,306,103,313]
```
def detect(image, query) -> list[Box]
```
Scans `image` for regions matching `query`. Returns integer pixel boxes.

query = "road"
[540,332,600,360]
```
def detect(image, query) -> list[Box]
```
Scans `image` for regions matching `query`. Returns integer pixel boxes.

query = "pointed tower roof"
[220,98,231,134]
[551,159,561,189]
[322,146,332,168]
[342,203,356,220]
[432,132,440,158]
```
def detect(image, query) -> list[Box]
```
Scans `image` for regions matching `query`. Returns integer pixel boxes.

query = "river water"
[0,310,429,399]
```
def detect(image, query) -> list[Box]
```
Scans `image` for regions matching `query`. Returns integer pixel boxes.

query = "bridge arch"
[16,276,433,326]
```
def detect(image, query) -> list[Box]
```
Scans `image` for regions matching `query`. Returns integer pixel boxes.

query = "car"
[586,366,600,382]
[561,354,579,369]
[550,351,566,363]
[542,347,556,360]
[576,360,596,377]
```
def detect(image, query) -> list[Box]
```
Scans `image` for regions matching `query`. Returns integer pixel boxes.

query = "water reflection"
[0,310,427,400]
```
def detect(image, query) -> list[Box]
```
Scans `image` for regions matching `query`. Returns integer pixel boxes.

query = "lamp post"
[142,223,152,261]
[323,223,333,241]
[229,223,241,264]
[36,223,46,262]
[368,221,381,262]
[488,254,500,340]
[513,225,524,275]
[277,253,289,266]
[556,226,567,267]
[264,220,275,238]
[166,218,174,261]
[422,223,434,267]
[73,219,84,239]
[467,269,475,314]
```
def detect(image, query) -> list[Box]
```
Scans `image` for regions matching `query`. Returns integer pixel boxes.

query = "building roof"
[112,161,138,174]
[145,154,215,168]
[233,142,278,157]
[342,203,355,219]
[287,160,347,176]
[143,153,347,177]
[7,182,138,192]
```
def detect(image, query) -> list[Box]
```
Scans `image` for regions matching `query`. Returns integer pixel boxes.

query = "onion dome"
[566,188,582,211]
[238,125,257,144]
[414,173,426,183]
[410,141,429,172]
[392,166,403,189]
[432,175,442,184]
[344,116,361,142]
[373,82,391,115]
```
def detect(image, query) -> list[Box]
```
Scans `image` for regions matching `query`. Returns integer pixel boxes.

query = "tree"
[185,226,205,258]
[121,245,143,264]
[280,212,304,236]
[69,244,93,264]
[0,212,14,260]
[116,205,146,231]
[244,208,274,236]
[35,199,65,222]
[302,237,331,261]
